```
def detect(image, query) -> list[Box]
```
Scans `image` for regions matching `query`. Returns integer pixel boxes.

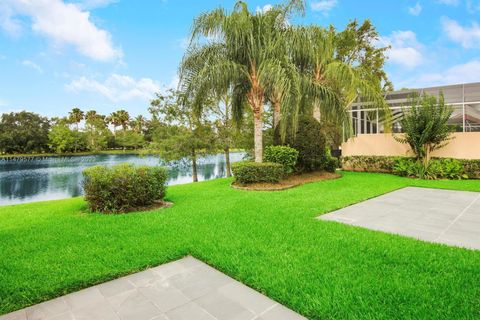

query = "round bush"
[83,163,168,213]
[264,145,299,173]
[292,116,329,173]
[232,161,284,184]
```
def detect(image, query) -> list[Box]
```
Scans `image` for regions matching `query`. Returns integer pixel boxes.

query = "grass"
[0,171,479,319]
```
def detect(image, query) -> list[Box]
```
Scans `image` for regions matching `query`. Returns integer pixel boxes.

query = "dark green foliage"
[232,161,284,184]
[264,145,299,173]
[343,155,477,180]
[83,163,168,213]
[323,156,339,173]
[395,93,454,168]
[0,111,50,154]
[291,116,329,172]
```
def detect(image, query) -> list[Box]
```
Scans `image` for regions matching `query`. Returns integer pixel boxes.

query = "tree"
[115,130,144,150]
[116,110,130,131]
[130,115,147,134]
[184,1,306,162]
[49,118,86,153]
[0,111,50,154]
[85,111,110,152]
[395,93,453,169]
[68,108,84,130]
[149,90,216,182]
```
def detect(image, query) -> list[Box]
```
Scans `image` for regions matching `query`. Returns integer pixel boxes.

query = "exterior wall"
[341,133,480,160]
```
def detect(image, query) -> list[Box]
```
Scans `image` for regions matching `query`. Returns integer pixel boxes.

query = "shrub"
[83,163,168,213]
[292,116,329,173]
[264,145,299,173]
[343,155,477,180]
[232,161,284,184]
[323,155,339,173]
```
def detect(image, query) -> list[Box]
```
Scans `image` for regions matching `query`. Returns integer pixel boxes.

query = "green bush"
[343,155,477,180]
[83,163,168,213]
[292,116,329,172]
[232,161,284,184]
[323,155,339,173]
[264,145,299,173]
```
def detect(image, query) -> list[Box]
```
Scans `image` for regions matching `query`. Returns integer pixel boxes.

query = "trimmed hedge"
[232,161,284,184]
[83,163,168,213]
[264,145,299,174]
[342,155,480,180]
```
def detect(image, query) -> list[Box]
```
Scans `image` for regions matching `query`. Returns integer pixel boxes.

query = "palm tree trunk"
[225,147,231,177]
[192,149,198,182]
[313,100,321,122]
[253,113,263,163]
[273,100,281,129]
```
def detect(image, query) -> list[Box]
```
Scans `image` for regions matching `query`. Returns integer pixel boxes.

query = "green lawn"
[0,172,479,319]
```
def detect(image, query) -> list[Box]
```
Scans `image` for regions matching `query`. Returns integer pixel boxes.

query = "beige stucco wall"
[341,133,480,160]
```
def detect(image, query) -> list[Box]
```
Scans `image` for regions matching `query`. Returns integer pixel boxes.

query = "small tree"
[396,93,453,168]
[149,90,216,182]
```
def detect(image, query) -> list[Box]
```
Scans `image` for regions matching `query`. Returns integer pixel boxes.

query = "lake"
[0,152,245,205]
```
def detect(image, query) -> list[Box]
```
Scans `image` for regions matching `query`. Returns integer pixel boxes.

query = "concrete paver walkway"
[319,187,480,250]
[1,256,306,320]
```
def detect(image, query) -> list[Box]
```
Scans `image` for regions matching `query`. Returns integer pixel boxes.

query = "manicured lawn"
[0,171,479,319]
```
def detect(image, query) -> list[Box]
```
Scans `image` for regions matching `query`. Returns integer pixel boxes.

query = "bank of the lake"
[0,172,479,319]
[0,152,245,205]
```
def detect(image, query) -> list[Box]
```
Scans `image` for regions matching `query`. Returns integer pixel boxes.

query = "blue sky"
[0,0,479,117]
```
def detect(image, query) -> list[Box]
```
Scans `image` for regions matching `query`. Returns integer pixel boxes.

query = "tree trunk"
[313,100,321,122]
[192,149,198,182]
[253,114,263,163]
[273,100,281,129]
[225,147,232,177]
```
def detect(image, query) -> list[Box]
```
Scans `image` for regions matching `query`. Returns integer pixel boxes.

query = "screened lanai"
[349,82,480,135]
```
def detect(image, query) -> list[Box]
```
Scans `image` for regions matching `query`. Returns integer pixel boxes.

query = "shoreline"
[0,150,147,159]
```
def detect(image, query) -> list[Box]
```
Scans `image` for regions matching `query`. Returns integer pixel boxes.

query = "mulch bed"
[231,171,342,191]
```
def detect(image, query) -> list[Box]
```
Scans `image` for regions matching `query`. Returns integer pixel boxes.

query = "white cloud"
[437,0,460,5]
[66,74,164,102]
[73,0,117,10]
[408,2,422,15]
[413,60,480,87]
[0,0,122,62]
[22,60,43,73]
[441,17,480,48]
[256,4,273,14]
[378,31,424,68]
[310,0,338,13]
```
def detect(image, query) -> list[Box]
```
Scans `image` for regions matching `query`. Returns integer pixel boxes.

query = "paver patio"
[319,187,480,250]
[0,256,306,320]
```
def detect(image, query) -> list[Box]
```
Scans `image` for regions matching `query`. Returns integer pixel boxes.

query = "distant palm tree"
[116,110,130,131]
[68,108,84,131]
[85,110,98,126]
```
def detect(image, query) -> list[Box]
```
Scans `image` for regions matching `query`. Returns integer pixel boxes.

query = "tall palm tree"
[85,110,98,127]
[183,1,304,162]
[68,108,84,131]
[116,110,130,132]
[131,115,147,133]
[290,26,388,137]
[107,112,120,134]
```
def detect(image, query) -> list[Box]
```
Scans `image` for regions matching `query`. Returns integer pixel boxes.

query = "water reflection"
[0,152,244,205]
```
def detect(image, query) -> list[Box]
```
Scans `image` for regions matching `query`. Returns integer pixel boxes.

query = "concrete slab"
[319,187,480,250]
[0,257,306,320]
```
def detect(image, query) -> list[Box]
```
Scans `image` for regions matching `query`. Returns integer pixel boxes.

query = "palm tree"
[68,108,84,131]
[116,110,130,132]
[289,26,387,137]
[183,1,304,162]
[85,110,98,126]
[131,115,147,133]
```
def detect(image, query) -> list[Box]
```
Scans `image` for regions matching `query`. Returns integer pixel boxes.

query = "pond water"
[0,152,245,205]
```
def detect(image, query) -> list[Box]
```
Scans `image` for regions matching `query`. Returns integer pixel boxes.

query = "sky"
[0,0,479,117]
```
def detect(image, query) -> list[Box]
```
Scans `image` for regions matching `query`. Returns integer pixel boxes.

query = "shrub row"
[342,156,480,180]
[83,163,168,213]
[231,161,284,184]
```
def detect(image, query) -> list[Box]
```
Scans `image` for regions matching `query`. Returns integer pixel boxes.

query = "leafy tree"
[184,1,306,162]
[85,111,110,152]
[115,130,144,150]
[116,110,130,131]
[49,118,86,153]
[396,93,453,169]
[0,111,50,154]
[130,115,147,134]
[149,90,216,182]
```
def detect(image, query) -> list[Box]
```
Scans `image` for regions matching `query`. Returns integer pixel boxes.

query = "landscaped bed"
[231,171,341,191]
[1,172,479,319]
